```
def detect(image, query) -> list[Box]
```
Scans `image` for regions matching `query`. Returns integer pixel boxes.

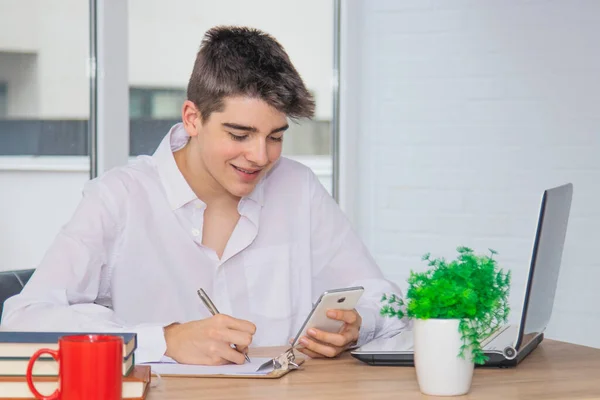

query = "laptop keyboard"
[356,324,519,354]
[484,325,518,351]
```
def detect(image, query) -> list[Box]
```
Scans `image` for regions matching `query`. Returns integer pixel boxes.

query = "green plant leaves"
[379,247,512,364]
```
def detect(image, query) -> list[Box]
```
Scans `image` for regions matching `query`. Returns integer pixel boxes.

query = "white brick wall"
[341,0,600,348]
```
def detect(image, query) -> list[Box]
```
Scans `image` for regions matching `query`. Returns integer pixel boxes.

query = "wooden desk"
[146,340,600,399]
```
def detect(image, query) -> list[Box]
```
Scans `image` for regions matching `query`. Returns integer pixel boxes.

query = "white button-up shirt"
[0,123,407,363]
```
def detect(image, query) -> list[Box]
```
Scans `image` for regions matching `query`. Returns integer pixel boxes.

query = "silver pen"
[197,288,252,363]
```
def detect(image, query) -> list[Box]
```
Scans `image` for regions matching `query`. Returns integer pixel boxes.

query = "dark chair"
[0,269,35,320]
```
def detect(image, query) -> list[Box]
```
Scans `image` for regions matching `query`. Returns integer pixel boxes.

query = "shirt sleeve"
[0,177,168,363]
[308,170,409,346]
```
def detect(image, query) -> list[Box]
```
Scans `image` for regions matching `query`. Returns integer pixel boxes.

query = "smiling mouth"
[232,165,261,174]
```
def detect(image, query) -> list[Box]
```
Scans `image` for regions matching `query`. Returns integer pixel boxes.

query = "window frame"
[1,0,337,195]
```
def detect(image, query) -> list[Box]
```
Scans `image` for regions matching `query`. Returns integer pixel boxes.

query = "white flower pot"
[413,318,474,396]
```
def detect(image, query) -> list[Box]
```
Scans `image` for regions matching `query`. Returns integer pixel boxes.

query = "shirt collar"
[153,123,197,210]
[153,123,265,210]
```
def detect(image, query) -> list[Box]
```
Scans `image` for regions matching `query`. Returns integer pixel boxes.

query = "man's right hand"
[163,314,256,365]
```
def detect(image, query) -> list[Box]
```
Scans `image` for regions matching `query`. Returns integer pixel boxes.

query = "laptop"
[352,183,574,368]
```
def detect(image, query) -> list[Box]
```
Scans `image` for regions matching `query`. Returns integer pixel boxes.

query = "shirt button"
[191,228,200,237]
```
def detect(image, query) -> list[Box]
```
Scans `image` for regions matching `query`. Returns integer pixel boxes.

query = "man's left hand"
[295,309,362,358]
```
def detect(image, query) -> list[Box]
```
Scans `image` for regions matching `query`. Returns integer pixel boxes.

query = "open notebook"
[141,353,303,379]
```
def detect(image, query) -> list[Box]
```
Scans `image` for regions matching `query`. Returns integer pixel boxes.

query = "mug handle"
[26,348,60,400]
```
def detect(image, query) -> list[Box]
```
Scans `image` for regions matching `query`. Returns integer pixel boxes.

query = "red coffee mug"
[26,334,123,400]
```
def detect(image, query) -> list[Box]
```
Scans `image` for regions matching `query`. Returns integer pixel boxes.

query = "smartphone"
[291,286,364,347]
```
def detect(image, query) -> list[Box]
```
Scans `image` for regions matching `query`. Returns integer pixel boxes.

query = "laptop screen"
[516,183,573,350]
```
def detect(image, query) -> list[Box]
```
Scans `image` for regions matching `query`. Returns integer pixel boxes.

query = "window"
[0,0,338,274]
[127,85,332,158]
[130,87,186,119]
[0,82,7,117]
[0,48,88,156]
[128,0,334,191]
[0,1,91,271]
[129,87,186,156]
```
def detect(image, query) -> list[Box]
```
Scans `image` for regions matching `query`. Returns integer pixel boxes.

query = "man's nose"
[246,139,268,166]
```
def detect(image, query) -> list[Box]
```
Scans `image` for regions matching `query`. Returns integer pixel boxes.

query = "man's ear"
[182,100,202,137]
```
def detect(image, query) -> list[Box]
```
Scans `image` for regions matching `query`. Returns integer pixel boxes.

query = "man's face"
[187,96,288,198]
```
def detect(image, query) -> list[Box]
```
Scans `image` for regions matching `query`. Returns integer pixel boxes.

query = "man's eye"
[229,133,247,141]
[270,136,283,142]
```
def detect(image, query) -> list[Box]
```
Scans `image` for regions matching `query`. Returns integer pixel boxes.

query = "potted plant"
[380,246,511,396]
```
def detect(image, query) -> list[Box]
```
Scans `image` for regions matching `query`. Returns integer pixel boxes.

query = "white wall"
[0,166,89,270]
[341,0,600,348]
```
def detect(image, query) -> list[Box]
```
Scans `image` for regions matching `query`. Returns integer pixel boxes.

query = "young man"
[1,26,407,365]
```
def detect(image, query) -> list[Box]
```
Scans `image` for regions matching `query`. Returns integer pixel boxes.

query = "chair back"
[0,269,35,319]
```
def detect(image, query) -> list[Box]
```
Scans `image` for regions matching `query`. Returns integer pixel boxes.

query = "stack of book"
[0,332,150,399]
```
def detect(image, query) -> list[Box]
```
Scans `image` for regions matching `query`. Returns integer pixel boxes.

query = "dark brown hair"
[187,26,315,122]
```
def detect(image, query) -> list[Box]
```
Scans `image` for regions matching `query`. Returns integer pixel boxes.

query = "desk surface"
[146,339,600,399]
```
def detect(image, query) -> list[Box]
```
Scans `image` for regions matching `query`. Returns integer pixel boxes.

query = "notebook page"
[142,356,275,376]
